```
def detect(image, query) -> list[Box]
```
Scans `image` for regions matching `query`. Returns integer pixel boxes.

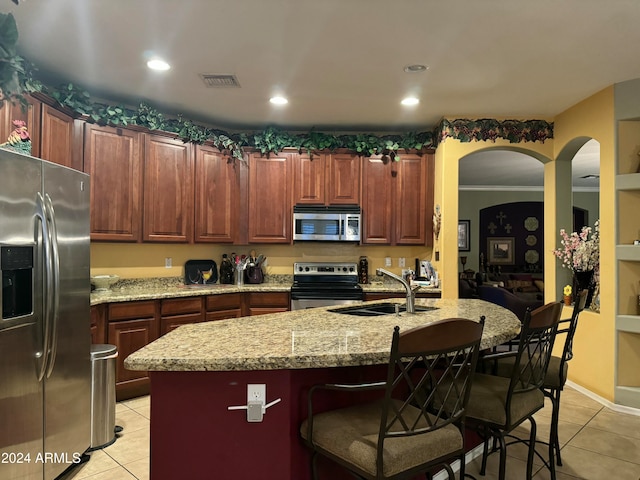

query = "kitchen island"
[125,298,520,480]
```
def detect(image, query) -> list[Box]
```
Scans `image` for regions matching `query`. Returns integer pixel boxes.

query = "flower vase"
[573,270,595,308]
[563,295,572,306]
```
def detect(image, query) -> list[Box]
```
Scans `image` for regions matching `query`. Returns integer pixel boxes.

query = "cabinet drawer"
[108,300,156,321]
[161,297,203,316]
[206,293,242,311]
[246,292,290,308]
[248,307,289,317]
[161,312,204,335]
[205,309,242,322]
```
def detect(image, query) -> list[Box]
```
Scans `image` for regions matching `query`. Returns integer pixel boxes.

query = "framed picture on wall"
[458,220,470,251]
[488,237,514,265]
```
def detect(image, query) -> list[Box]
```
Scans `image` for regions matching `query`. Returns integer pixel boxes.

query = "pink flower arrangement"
[553,220,600,276]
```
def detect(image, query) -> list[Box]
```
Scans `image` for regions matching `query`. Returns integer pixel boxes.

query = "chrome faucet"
[375,268,421,313]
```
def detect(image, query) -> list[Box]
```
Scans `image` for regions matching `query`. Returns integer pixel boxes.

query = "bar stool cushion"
[300,399,462,477]
[464,373,544,428]
[491,354,568,390]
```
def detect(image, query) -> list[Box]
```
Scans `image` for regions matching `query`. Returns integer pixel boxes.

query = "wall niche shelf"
[615,116,640,408]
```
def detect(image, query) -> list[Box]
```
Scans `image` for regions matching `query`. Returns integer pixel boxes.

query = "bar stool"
[543,288,588,466]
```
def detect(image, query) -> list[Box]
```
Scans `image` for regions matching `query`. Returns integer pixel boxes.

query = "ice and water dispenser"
[1,245,34,320]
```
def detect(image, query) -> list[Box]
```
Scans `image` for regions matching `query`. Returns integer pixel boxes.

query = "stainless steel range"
[290,262,363,310]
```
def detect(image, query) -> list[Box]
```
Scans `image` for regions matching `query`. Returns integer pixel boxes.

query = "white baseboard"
[566,380,640,417]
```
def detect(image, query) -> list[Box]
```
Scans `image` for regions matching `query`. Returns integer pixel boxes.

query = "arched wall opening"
[552,137,601,303]
[432,137,554,299]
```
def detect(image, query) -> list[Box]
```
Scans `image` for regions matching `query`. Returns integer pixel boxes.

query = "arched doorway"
[554,137,601,304]
[456,140,600,300]
[459,148,546,275]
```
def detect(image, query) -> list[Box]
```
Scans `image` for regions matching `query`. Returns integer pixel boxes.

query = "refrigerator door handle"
[35,192,53,382]
[44,193,61,379]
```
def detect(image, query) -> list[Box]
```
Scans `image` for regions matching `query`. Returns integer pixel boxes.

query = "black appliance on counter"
[184,259,218,285]
[290,262,363,310]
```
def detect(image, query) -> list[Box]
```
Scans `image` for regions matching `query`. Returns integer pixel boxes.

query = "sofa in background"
[477,284,544,322]
[485,272,544,302]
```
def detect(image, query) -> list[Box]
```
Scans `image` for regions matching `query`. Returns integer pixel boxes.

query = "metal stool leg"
[552,388,563,466]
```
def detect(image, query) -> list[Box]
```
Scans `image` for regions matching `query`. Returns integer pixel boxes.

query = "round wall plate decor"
[524,217,539,231]
[525,249,540,264]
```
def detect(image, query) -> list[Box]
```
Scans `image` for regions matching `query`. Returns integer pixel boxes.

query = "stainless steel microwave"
[293,205,361,242]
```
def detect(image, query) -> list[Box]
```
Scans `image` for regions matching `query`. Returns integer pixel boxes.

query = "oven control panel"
[294,262,357,276]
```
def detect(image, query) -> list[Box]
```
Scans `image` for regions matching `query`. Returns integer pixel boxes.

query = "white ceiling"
[6,0,621,187]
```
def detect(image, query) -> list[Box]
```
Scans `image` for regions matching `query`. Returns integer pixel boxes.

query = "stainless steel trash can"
[90,344,118,450]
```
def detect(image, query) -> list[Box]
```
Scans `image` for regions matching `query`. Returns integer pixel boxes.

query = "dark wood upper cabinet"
[327,152,360,204]
[84,124,143,242]
[293,153,326,205]
[0,94,41,158]
[2,97,436,248]
[361,152,434,246]
[394,153,430,245]
[143,134,194,243]
[194,145,238,243]
[293,152,360,205]
[247,152,293,243]
[361,156,393,244]
[40,104,81,169]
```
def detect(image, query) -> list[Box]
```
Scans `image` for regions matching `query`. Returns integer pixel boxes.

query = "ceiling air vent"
[199,74,241,88]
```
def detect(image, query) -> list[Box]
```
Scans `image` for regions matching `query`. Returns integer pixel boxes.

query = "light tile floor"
[60,396,150,480]
[59,386,640,480]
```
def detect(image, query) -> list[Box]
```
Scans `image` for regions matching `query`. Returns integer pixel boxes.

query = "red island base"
[149,367,479,480]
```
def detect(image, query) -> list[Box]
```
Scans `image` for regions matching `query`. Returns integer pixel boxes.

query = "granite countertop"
[124,298,520,373]
[90,276,441,305]
[90,282,289,305]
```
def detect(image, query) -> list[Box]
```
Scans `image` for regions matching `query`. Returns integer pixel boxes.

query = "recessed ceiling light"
[147,58,171,71]
[403,64,428,73]
[401,97,420,106]
[269,96,288,105]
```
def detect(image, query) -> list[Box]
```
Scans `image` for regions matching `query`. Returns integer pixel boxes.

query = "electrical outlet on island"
[247,384,266,404]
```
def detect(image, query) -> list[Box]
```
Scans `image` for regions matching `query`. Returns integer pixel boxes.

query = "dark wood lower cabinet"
[206,293,242,321]
[160,297,204,335]
[244,291,290,316]
[90,304,106,344]
[107,301,159,401]
[102,292,291,400]
[160,312,203,335]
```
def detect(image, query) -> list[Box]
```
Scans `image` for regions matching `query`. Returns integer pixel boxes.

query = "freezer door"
[0,151,44,480]
[42,161,91,479]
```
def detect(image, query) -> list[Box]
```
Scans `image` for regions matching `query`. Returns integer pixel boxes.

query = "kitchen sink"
[329,302,438,316]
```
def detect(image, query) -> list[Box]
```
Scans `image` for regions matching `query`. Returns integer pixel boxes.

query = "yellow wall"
[434,134,554,298]
[433,98,614,400]
[90,242,432,279]
[552,86,615,400]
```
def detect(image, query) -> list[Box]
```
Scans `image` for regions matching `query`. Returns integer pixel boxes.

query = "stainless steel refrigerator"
[0,149,91,479]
